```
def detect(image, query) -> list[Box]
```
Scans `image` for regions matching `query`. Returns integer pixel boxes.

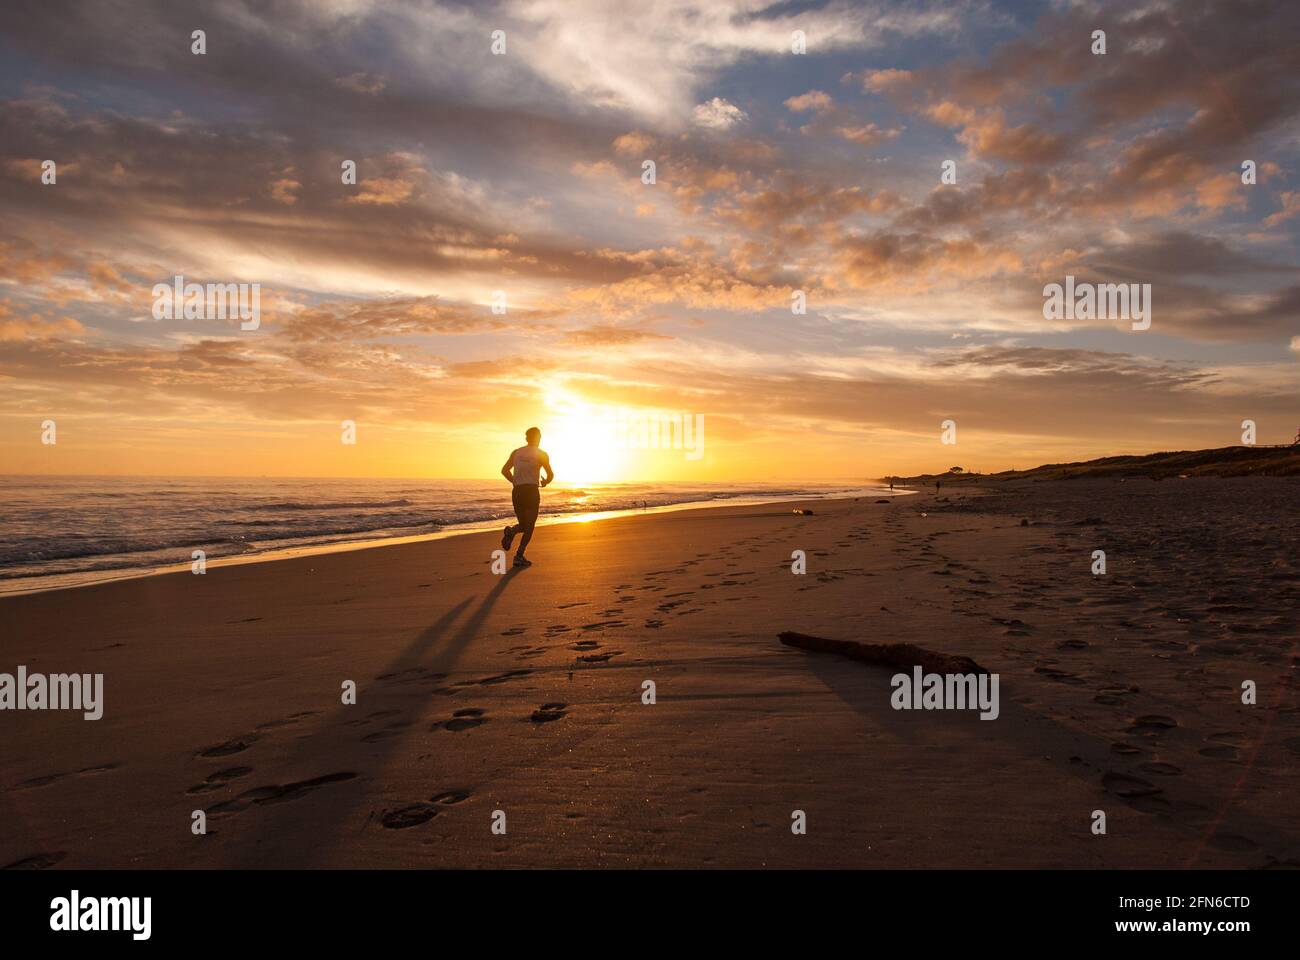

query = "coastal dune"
[2,477,1297,868]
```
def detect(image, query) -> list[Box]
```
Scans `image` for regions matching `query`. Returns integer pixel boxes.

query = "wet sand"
[2,477,1297,868]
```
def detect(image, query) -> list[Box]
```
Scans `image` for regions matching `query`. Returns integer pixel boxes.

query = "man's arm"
[501,450,515,484]
[540,452,554,487]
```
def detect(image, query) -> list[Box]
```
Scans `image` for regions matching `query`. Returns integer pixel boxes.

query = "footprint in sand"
[1034,666,1082,683]
[1199,731,1247,760]
[381,805,439,829]
[348,709,394,728]
[197,735,260,758]
[361,720,415,742]
[15,762,123,790]
[255,711,320,731]
[577,651,621,663]
[430,790,469,805]
[3,852,66,870]
[79,763,121,775]
[1102,771,1164,799]
[1139,761,1182,776]
[438,708,488,732]
[530,702,568,723]
[208,772,357,817]
[571,640,601,651]
[381,790,471,829]
[1198,744,1239,760]
[485,669,532,685]
[186,766,254,794]
[1208,731,1248,745]
[1126,715,1178,736]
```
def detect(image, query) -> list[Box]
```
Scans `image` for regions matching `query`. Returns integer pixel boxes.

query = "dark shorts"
[512,483,540,533]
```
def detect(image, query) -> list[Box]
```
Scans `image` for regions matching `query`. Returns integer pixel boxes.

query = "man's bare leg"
[514,486,539,564]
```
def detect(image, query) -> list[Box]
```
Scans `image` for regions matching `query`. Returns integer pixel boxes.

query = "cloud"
[833,123,900,146]
[923,102,1069,164]
[832,231,1022,290]
[692,97,747,130]
[270,177,301,205]
[505,0,965,126]
[562,325,673,346]
[281,296,548,341]
[333,72,386,95]
[1264,191,1300,228]
[785,91,833,113]
[859,68,913,93]
[0,301,86,341]
[1083,232,1295,280]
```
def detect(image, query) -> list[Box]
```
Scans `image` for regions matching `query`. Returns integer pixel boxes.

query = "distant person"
[501,427,553,568]
[889,478,894,492]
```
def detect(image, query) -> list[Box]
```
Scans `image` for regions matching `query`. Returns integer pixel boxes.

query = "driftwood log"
[778,631,987,675]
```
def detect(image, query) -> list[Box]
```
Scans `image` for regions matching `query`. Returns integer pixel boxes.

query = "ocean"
[0,475,881,592]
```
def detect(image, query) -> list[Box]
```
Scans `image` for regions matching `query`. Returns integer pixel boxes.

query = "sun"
[542,414,625,484]
[536,387,627,484]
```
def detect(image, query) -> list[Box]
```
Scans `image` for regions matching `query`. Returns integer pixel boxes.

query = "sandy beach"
[3,477,1297,869]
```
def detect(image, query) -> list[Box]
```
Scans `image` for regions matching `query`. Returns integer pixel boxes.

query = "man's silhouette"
[501,427,553,567]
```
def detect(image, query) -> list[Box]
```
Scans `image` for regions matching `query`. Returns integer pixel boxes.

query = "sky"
[0,0,1297,482]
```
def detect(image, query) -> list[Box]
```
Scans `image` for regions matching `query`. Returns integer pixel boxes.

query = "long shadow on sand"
[799,649,1295,866]
[216,569,524,866]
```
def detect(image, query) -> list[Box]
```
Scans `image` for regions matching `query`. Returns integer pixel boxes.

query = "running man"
[501,427,553,568]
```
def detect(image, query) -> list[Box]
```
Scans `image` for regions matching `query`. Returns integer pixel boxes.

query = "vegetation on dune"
[891,445,1300,484]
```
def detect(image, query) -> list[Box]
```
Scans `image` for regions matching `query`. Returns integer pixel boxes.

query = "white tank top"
[512,445,545,485]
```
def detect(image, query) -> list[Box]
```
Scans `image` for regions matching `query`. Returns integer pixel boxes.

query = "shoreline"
[0,486,906,598]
